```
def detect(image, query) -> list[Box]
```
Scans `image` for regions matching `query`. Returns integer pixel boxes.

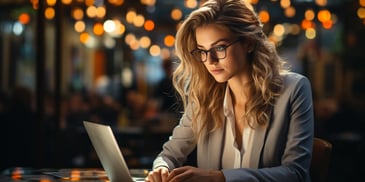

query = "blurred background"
[0,0,364,181]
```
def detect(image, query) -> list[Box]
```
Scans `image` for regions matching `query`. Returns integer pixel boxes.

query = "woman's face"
[194,24,250,83]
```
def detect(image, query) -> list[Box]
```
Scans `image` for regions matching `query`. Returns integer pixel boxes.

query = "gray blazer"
[153,72,314,182]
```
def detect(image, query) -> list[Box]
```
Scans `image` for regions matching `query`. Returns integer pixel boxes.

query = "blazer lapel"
[248,107,273,168]
[248,124,267,168]
[197,117,226,169]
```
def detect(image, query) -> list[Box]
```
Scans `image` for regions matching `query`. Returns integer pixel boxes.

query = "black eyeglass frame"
[190,39,241,62]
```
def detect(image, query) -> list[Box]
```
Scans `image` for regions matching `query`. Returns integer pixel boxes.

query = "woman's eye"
[214,46,225,52]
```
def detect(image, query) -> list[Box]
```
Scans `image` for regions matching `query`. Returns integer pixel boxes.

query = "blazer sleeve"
[153,103,197,170]
[222,73,314,182]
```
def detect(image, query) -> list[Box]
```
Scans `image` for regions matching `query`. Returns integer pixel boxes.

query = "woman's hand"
[145,167,169,182]
[167,166,225,182]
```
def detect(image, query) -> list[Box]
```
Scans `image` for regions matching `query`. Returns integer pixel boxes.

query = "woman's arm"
[153,103,197,170]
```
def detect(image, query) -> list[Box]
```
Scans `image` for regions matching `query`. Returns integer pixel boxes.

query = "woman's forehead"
[194,24,234,47]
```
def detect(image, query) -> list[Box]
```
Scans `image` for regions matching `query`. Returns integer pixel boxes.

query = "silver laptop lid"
[83,121,134,182]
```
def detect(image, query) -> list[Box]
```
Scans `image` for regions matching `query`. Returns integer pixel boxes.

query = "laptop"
[83,121,147,182]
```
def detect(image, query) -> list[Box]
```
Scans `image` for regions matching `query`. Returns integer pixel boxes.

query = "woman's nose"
[205,52,219,64]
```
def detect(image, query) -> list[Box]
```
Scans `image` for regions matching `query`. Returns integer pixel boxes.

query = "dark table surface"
[0,167,148,181]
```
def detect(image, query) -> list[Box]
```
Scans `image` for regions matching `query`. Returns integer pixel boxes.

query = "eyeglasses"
[190,39,240,62]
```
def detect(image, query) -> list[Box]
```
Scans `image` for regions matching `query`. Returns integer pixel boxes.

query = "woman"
[146,0,314,181]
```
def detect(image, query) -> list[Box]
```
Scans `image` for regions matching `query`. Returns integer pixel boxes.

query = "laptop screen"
[83,121,145,182]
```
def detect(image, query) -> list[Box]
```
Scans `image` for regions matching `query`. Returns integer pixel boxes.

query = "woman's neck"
[228,75,251,106]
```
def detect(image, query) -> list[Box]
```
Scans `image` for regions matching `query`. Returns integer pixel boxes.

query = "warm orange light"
[86,6,97,18]
[284,6,296,18]
[289,24,301,35]
[185,0,198,9]
[85,0,94,6]
[273,24,285,37]
[72,8,84,20]
[93,23,104,36]
[74,21,86,32]
[130,40,140,50]
[250,0,259,5]
[358,7,365,18]
[164,35,175,47]
[108,0,125,6]
[144,20,155,31]
[317,10,331,23]
[301,19,314,29]
[62,0,72,5]
[117,23,126,35]
[80,32,89,43]
[171,8,182,21]
[45,7,55,20]
[140,36,151,48]
[18,13,30,24]
[96,6,106,18]
[47,0,56,6]
[11,168,23,180]
[141,0,156,6]
[315,0,327,7]
[70,170,81,181]
[133,14,145,27]
[30,0,39,9]
[361,0,365,7]
[322,20,333,29]
[125,33,136,45]
[305,9,315,20]
[126,10,136,24]
[280,0,291,8]
[149,45,161,56]
[258,10,270,23]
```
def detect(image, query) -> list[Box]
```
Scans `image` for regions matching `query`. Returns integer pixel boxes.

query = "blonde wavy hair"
[173,0,286,138]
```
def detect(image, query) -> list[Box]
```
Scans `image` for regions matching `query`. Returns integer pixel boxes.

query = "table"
[0,167,148,181]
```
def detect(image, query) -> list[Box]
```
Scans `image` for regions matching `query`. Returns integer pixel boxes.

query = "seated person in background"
[145,0,314,181]
[154,58,181,113]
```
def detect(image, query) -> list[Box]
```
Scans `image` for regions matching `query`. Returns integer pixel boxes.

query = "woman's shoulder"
[281,71,310,84]
[280,71,312,93]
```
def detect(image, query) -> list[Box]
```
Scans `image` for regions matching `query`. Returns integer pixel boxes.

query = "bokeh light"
[93,22,104,36]
[305,9,315,21]
[144,20,155,31]
[171,8,182,21]
[305,28,316,39]
[149,45,161,56]
[317,10,331,23]
[74,21,86,33]
[140,36,151,48]
[47,0,56,6]
[164,35,175,47]
[284,6,296,18]
[133,14,145,27]
[80,32,90,44]
[45,7,55,20]
[108,0,124,6]
[18,13,30,25]
[126,10,136,24]
[185,0,198,9]
[61,0,72,4]
[103,20,116,33]
[86,6,97,18]
[259,10,270,23]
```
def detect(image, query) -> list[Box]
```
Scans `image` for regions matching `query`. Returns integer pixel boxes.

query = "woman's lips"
[210,68,224,74]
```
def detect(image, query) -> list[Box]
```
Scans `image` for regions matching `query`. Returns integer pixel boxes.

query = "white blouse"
[222,86,255,169]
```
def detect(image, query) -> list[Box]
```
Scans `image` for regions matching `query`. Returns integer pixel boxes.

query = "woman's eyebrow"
[196,38,231,49]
